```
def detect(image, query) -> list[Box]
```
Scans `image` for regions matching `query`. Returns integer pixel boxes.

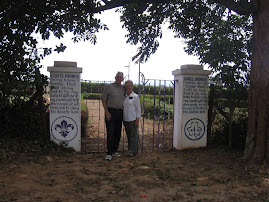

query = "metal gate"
[81,77,175,154]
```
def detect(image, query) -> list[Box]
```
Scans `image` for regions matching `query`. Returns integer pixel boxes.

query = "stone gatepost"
[172,65,211,150]
[47,61,82,152]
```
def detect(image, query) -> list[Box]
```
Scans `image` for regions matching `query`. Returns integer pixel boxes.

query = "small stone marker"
[47,61,82,152]
[172,65,211,150]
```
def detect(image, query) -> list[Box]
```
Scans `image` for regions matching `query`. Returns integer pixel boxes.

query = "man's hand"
[102,99,111,120]
[105,111,111,120]
[135,118,139,126]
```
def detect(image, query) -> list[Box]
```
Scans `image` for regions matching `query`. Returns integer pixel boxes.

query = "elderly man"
[102,72,125,160]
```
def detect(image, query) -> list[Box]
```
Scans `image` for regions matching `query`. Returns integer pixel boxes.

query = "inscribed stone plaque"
[49,72,81,150]
[182,76,208,147]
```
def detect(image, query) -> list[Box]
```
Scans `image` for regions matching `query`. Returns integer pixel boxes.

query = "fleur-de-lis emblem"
[54,120,74,137]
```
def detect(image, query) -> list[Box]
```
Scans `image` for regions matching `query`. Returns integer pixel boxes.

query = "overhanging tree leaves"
[0,0,108,109]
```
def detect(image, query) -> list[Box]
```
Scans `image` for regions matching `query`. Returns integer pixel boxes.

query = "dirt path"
[0,146,268,201]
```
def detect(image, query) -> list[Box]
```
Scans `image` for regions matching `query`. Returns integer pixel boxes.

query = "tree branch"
[217,106,229,121]
[213,0,258,15]
[90,0,170,13]
[101,0,109,4]
[90,0,258,15]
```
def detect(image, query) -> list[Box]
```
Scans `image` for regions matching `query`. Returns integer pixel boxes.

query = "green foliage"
[81,82,110,94]
[184,10,252,88]
[142,99,173,120]
[210,110,247,149]
[118,1,252,87]
[141,94,173,105]
[214,84,248,110]
[82,92,102,100]
[0,100,49,140]
[0,0,109,143]
[1,0,108,111]
[209,84,248,149]
[119,3,164,62]
[81,81,174,96]
[133,84,174,96]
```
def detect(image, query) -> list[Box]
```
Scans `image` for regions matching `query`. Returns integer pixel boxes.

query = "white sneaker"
[112,152,121,157]
[105,155,112,161]
[128,153,134,157]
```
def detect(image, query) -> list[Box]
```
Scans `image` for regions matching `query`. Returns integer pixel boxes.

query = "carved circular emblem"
[184,118,205,141]
[51,116,78,142]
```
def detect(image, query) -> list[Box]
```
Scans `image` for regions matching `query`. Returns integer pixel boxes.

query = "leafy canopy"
[0,0,108,108]
[118,1,252,88]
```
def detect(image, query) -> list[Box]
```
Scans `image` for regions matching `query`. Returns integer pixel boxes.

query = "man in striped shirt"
[102,72,125,160]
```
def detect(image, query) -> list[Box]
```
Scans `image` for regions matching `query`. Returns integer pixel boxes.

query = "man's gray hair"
[116,71,124,76]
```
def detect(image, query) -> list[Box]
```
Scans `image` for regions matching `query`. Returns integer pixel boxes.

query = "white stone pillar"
[47,61,82,152]
[172,65,211,150]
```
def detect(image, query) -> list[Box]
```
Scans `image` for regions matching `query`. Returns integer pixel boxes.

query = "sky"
[39,8,201,84]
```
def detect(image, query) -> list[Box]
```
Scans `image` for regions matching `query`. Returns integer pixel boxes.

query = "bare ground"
[0,146,268,202]
[0,100,268,201]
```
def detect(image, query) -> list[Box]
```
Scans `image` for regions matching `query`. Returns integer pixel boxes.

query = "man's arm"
[102,99,111,120]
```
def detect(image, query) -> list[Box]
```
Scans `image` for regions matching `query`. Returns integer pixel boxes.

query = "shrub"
[209,108,247,150]
[0,102,49,141]
[82,92,102,100]
[142,100,173,120]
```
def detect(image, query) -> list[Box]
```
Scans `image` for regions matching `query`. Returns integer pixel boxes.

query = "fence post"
[47,61,82,152]
[172,65,211,150]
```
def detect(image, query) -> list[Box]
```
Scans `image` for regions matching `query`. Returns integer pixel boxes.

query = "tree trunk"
[244,0,269,161]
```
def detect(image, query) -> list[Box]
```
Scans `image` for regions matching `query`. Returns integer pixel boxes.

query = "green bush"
[208,84,248,149]
[140,94,173,105]
[210,111,247,149]
[82,92,102,100]
[81,82,174,96]
[142,100,173,120]
[0,102,49,140]
[133,84,174,96]
[81,82,110,94]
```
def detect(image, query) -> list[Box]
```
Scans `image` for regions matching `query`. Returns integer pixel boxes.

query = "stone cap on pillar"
[172,64,211,75]
[47,61,82,73]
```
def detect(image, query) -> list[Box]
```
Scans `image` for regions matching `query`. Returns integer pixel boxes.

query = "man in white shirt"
[123,80,141,156]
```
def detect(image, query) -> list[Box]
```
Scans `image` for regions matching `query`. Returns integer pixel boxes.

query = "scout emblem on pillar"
[51,116,78,142]
[184,118,205,141]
